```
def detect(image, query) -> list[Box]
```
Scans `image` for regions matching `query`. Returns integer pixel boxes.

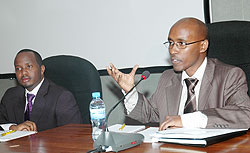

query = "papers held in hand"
[151,128,248,147]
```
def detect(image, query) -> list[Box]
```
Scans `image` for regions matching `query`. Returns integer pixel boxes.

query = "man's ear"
[41,65,45,75]
[200,39,209,53]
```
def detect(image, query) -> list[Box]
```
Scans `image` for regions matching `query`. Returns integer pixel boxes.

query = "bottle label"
[90,108,105,119]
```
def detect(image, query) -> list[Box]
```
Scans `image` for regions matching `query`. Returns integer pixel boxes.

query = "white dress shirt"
[24,78,44,112]
[124,58,208,128]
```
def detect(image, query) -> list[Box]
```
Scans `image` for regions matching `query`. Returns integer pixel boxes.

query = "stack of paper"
[151,128,248,147]
[138,127,159,143]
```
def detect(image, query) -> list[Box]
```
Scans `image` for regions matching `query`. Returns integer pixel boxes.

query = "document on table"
[0,130,37,142]
[108,125,247,146]
[151,128,248,147]
[108,124,145,133]
[138,127,159,143]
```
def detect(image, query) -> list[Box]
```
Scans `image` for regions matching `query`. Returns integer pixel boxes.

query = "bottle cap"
[92,92,100,98]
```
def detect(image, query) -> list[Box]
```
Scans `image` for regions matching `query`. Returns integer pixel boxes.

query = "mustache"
[21,76,31,80]
[171,56,181,61]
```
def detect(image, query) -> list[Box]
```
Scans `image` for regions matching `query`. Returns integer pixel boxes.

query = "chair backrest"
[43,55,102,123]
[207,21,250,95]
[203,0,250,23]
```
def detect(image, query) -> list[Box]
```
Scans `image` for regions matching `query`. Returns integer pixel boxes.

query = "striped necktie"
[184,78,199,114]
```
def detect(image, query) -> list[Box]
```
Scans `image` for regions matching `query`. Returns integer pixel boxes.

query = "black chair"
[43,55,102,123]
[207,21,250,95]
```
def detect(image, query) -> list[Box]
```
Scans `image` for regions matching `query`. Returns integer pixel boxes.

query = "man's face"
[14,52,45,91]
[168,23,205,76]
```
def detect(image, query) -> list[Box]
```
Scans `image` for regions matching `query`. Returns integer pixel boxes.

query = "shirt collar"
[25,78,44,96]
[181,57,207,85]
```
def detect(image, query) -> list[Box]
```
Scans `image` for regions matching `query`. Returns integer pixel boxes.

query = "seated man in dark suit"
[0,49,82,131]
[107,17,250,130]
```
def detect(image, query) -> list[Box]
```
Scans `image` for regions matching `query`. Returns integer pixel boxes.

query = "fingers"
[106,63,120,80]
[107,63,139,77]
[106,64,113,76]
[159,120,172,131]
[24,121,37,131]
[106,63,115,75]
[10,121,37,131]
[130,65,139,76]
[106,63,140,93]
[159,116,182,131]
[106,66,112,76]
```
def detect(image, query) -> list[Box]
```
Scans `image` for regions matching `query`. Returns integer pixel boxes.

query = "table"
[0,124,250,153]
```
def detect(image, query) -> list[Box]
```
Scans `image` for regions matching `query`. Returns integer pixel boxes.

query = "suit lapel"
[166,73,182,115]
[15,89,26,123]
[30,79,49,123]
[198,59,214,110]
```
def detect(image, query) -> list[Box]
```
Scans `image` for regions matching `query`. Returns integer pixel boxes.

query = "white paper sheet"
[108,124,145,133]
[0,130,36,142]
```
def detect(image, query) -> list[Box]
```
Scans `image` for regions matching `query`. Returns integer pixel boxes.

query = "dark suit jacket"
[0,78,82,131]
[129,58,250,129]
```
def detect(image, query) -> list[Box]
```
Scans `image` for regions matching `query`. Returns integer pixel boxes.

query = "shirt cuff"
[181,111,208,128]
[0,123,16,131]
[122,88,138,114]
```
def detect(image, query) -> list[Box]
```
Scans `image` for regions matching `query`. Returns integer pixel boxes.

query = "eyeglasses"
[163,40,205,49]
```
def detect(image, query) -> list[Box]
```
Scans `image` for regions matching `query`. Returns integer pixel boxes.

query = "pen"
[119,124,125,131]
[1,130,16,136]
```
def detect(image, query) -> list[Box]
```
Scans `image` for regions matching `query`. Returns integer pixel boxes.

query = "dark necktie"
[184,78,199,114]
[24,93,35,121]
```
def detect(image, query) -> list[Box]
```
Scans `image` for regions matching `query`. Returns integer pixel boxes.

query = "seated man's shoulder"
[211,58,245,75]
[1,86,24,105]
[4,85,24,96]
[45,79,73,96]
[210,58,234,68]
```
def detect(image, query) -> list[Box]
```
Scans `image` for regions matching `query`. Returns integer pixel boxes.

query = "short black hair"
[15,49,43,66]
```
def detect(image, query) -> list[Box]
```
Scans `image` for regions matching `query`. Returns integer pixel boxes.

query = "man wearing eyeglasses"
[107,17,250,130]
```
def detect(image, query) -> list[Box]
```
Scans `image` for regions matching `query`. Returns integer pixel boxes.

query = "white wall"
[0,0,204,73]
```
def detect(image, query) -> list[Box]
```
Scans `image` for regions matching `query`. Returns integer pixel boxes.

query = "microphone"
[105,70,150,131]
[94,70,150,152]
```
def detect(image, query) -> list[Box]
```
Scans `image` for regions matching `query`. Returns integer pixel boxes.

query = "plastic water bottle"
[89,92,106,141]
